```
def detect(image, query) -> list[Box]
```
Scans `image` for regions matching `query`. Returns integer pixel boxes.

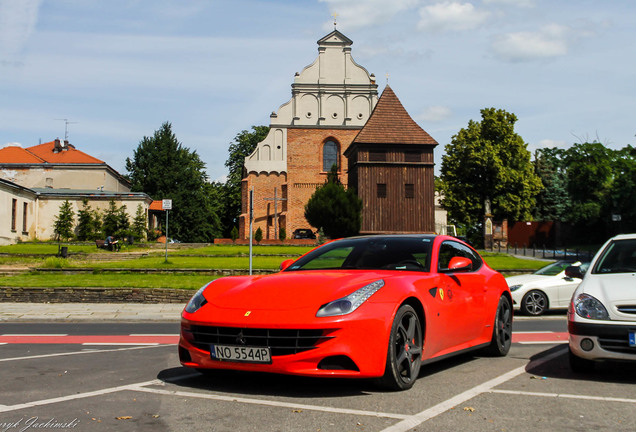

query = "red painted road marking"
[0,332,567,345]
[512,332,568,343]
[0,335,179,344]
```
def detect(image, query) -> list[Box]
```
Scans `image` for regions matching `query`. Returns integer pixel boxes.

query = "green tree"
[131,204,148,240]
[76,199,101,240]
[53,200,75,241]
[610,145,636,232]
[230,226,239,243]
[254,227,263,244]
[125,122,222,242]
[102,200,120,237]
[116,205,131,239]
[440,108,542,244]
[533,148,569,221]
[279,227,286,242]
[304,166,362,239]
[220,126,269,236]
[563,142,613,224]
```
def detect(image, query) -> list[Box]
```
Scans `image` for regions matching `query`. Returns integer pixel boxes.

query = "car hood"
[581,273,636,303]
[505,274,546,286]
[201,270,392,312]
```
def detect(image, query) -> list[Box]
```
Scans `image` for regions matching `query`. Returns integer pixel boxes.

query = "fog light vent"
[318,355,359,371]
[580,338,594,352]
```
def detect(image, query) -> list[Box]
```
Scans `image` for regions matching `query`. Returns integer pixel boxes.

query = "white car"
[567,233,636,371]
[506,260,587,316]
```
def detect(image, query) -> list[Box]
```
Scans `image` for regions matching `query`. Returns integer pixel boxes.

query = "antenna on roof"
[54,118,78,141]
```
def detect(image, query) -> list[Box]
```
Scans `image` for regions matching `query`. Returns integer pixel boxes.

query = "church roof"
[352,85,438,146]
[0,140,104,164]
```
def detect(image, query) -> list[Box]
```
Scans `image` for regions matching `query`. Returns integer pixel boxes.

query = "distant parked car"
[567,233,636,372]
[293,228,316,239]
[506,260,588,316]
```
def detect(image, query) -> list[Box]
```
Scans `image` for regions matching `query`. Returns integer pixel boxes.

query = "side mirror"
[565,265,584,279]
[279,259,295,271]
[447,256,472,272]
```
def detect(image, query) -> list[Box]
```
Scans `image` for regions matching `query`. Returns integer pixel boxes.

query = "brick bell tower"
[239,30,378,240]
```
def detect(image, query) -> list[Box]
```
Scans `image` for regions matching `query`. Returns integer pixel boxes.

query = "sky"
[1,0,634,183]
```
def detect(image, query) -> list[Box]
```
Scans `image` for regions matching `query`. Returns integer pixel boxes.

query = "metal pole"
[164,210,169,263]
[249,188,254,275]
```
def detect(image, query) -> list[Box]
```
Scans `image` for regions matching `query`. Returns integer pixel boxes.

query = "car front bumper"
[568,320,636,362]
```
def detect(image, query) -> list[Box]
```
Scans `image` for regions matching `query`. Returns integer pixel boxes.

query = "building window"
[405,184,414,198]
[377,183,387,198]
[22,203,28,233]
[323,140,339,172]
[11,199,17,231]
[369,151,386,161]
[405,151,421,162]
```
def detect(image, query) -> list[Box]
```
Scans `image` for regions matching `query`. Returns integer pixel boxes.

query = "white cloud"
[483,0,535,8]
[491,24,569,62]
[318,0,419,30]
[417,106,452,123]
[417,2,490,32]
[0,0,41,58]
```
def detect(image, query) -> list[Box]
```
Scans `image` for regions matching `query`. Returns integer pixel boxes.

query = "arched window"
[322,140,339,172]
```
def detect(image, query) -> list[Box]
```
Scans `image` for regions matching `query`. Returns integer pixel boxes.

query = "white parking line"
[492,389,636,404]
[518,341,568,345]
[379,347,567,432]
[129,334,178,337]
[133,386,410,420]
[0,344,170,363]
[0,379,161,413]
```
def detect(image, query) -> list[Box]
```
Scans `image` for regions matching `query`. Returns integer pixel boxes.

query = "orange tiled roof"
[149,200,164,211]
[27,141,104,164]
[353,85,438,146]
[0,145,46,163]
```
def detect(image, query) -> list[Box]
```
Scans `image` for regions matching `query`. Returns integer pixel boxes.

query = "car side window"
[438,241,482,272]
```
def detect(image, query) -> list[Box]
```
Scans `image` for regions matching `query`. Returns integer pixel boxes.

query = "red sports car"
[179,235,512,390]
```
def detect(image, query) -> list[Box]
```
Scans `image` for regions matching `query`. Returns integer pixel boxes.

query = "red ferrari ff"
[179,235,512,390]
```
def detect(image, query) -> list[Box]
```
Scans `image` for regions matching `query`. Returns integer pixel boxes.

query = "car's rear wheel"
[379,304,423,391]
[521,290,548,316]
[568,347,595,373]
[484,295,512,356]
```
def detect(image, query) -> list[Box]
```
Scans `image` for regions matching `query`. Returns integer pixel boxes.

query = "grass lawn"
[168,245,316,256]
[481,252,548,270]
[0,243,148,255]
[0,273,218,289]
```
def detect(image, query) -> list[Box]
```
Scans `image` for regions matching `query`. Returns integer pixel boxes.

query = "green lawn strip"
[481,253,549,270]
[85,255,291,270]
[166,245,315,256]
[0,243,151,255]
[0,273,217,289]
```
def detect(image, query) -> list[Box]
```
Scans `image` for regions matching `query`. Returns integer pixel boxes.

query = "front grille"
[189,325,331,356]
[598,336,636,355]
[617,305,636,315]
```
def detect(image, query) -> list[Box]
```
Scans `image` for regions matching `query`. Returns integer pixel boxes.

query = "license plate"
[630,332,636,347]
[211,344,272,363]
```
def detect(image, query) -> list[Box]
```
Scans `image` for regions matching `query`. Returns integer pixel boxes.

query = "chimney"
[63,140,70,151]
[53,138,62,153]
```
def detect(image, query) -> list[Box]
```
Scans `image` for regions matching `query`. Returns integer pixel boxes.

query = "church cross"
[332,11,338,29]
[264,187,287,239]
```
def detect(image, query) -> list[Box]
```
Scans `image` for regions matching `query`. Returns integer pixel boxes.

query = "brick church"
[238,30,438,240]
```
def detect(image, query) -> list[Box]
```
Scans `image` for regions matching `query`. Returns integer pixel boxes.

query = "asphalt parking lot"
[2,328,635,432]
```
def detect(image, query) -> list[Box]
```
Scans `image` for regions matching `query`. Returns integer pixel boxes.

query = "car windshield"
[534,261,578,276]
[593,239,636,274]
[285,237,433,272]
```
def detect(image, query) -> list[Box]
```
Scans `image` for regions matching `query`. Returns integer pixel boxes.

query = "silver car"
[567,233,636,371]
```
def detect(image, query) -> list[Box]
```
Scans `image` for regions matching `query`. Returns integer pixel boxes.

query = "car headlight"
[185,285,209,314]
[316,279,384,317]
[573,293,610,320]
[508,284,523,292]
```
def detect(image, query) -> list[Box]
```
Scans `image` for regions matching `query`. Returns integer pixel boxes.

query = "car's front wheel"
[521,290,548,316]
[484,295,512,356]
[379,304,423,391]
